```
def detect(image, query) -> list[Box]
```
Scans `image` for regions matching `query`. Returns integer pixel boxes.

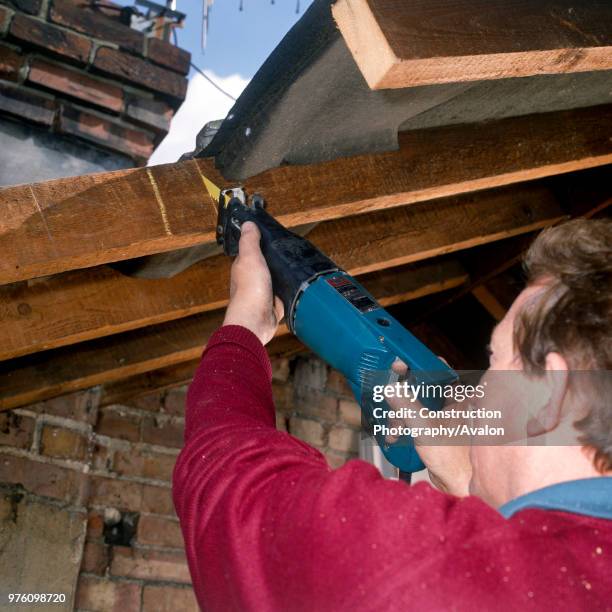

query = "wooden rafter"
[0,259,470,410]
[0,105,610,285]
[333,0,612,89]
[0,182,562,361]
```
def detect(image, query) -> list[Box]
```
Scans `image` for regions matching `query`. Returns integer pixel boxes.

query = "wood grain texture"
[333,0,612,88]
[472,285,507,321]
[0,105,610,285]
[0,183,562,361]
[0,260,471,410]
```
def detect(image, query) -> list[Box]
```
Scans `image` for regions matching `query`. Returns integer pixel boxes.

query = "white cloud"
[148,71,249,166]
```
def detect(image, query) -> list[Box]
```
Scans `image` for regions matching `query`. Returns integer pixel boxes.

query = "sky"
[114,1,314,164]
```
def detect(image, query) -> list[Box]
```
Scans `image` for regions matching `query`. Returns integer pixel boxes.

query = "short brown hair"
[514,218,612,471]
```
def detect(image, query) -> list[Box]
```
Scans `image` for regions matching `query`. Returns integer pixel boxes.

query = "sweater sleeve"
[172,325,502,612]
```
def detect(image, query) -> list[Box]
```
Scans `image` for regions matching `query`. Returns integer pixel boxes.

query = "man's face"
[468,284,547,506]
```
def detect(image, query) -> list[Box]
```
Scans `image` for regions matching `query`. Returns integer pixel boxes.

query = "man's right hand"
[223,222,284,346]
[388,359,472,497]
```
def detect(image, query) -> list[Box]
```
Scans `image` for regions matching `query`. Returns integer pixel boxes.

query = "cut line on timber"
[0,104,610,285]
[146,168,173,236]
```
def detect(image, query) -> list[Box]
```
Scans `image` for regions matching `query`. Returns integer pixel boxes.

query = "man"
[173,218,611,610]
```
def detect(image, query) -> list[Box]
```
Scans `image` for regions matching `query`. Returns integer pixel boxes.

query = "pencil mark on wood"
[29,186,58,255]
[147,168,173,236]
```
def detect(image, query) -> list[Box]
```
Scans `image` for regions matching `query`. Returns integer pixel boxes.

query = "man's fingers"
[392,359,408,375]
[273,295,285,323]
[238,221,262,258]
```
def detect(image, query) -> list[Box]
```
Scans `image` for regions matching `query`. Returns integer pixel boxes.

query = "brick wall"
[0,353,361,611]
[0,0,189,166]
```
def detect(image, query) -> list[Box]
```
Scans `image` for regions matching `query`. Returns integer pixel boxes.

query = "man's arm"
[173,322,495,611]
[172,223,490,610]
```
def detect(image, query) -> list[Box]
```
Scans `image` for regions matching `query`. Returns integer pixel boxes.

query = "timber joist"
[333,0,612,89]
[0,172,596,410]
[0,105,611,286]
[0,0,610,410]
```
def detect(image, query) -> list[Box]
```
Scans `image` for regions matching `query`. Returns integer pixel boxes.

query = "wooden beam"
[413,190,612,324]
[0,105,610,285]
[313,183,564,276]
[0,260,471,410]
[333,0,612,89]
[360,260,467,308]
[471,285,507,321]
[0,183,562,361]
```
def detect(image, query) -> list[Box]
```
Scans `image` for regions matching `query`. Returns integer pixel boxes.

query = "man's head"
[469,218,612,506]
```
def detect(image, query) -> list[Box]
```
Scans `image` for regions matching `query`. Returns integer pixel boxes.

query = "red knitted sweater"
[173,325,612,611]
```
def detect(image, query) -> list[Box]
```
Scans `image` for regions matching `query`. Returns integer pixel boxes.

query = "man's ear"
[526,352,569,436]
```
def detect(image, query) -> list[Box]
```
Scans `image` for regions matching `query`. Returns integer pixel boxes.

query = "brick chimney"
[0,0,190,186]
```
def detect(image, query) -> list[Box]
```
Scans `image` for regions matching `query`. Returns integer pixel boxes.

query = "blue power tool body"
[217,191,458,473]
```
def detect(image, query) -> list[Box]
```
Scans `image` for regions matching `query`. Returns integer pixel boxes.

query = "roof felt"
[191,0,612,182]
[120,0,611,278]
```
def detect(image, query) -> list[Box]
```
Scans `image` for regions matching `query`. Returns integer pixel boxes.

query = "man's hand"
[389,360,472,497]
[223,222,284,345]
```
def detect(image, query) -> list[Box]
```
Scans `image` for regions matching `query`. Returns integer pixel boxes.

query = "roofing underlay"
[118,0,611,278]
[191,0,612,181]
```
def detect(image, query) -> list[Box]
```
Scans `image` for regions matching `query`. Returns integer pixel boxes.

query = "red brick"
[29,58,123,111]
[289,417,326,447]
[326,369,354,397]
[94,46,187,100]
[141,415,184,449]
[96,406,141,442]
[294,356,327,392]
[141,483,175,516]
[329,426,359,453]
[40,425,87,460]
[81,1,126,22]
[81,540,109,575]
[339,399,362,428]
[142,585,198,612]
[92,440,112,472]
[114,447,176,482]
[125,93,173,133]
[31,389,99,425]
[0,7,10,35]
[0,412,34,450]
[0,82,56,125]
[325,449,351,470]
[272,381,292,414]
[7,0,41,14]
[88,475,142,511]
[0,453,82,503]
[294,393,338,422]
[275,411,288,432]
[137,514,183,548]
[271,357,290,382]
[59,104,154,161]
[162,387,186,417]
[146,37,190,75]
[0,493,13,522]
[87,510,105,539]
[76,575,141,612]
[128,392,164,412]
[111,547,190,583]
[50,0,144,55]
[10,14,91,64]
[0,44,23,81]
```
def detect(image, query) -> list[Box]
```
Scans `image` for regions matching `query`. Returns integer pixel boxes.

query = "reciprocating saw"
[217,188,458,474]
